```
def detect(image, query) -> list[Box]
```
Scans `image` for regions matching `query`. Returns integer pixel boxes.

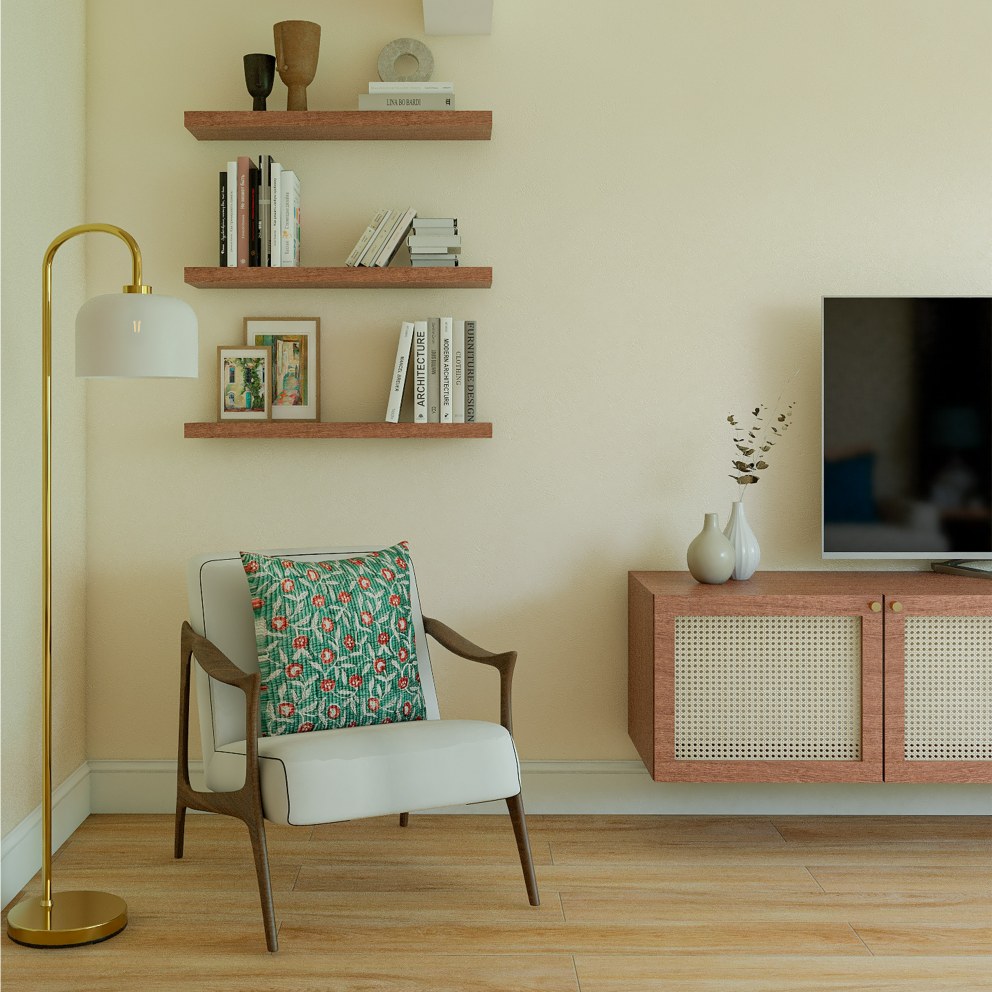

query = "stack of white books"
[345,207,417,267]
[407,217,460,268]
[358,81,455,111]
[385,318,478,424]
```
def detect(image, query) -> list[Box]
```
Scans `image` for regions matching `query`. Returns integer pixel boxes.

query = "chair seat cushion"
[206,719,521,825]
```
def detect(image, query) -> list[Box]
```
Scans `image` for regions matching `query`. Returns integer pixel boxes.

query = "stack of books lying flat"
[345,207,417,267]
[385,318,478,424]
[407,217,460,267]
[358,81,455,111]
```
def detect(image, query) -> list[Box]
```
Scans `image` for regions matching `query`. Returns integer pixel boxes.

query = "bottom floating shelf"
[184,421,493,439]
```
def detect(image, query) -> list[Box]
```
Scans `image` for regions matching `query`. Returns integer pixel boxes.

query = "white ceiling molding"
[422,0,493,35]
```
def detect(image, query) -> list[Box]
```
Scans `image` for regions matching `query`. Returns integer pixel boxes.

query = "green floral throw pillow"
[240,543,426,736]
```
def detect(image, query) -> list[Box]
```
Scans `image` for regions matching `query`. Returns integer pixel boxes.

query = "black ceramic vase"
[244,54,276,111]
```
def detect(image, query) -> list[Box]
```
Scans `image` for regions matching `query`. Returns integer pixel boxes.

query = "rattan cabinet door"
[628,573,885,783]
[883,593,992,783]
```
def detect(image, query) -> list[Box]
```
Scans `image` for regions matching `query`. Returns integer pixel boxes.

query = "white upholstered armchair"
[175,545,539,952]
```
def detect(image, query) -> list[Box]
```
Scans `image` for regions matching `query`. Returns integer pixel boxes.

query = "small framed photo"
[218,346,271,420]
[244,317,320,420]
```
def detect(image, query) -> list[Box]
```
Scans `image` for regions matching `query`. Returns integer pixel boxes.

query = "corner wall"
[1,0,88,838]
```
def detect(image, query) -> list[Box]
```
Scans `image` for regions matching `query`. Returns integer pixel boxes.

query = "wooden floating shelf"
[184,422,493,440]
[184,110,492,141]
[184,266,492,290]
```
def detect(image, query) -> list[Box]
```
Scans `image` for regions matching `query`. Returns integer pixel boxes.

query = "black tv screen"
[822,297,992,559]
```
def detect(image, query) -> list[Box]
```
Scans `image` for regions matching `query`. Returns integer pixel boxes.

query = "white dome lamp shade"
[76,290,198,378]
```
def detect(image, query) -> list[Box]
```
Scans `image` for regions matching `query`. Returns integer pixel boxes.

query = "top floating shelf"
[184,110,492,141]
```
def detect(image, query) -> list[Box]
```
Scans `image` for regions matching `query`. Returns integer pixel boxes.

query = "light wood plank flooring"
[2,813,990,991]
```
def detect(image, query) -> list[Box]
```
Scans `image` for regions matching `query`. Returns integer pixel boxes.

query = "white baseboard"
[6,758,989,908]
[89,758,992,816]
[1,762,91,910]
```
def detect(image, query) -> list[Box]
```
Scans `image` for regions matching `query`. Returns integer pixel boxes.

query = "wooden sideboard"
[628,571,991,784]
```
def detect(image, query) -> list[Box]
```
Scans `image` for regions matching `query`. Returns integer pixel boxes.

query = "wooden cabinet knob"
[891,601,904,613]
[869,601,882,612]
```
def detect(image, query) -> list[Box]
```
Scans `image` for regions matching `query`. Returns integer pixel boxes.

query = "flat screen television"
[822,297,992,560]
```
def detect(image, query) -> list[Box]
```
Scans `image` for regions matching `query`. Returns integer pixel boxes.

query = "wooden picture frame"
[244,317,320,421]
[218,346,271,420]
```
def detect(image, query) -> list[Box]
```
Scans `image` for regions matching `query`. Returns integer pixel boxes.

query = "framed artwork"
[244,317,320,420]
[218,346,271,420]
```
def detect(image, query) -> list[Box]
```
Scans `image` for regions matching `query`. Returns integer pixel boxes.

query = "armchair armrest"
[423,616,518,734]
[178,621,261,799]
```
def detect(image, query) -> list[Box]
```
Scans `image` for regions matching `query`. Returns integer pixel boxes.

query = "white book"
[409,245,461,255]
[358,209,396,267]
[371,206,417,267]
[280,170,301,266]
[412,321,429,423]
[412,217,457,230]
[368,81,455,93]
[440,317,453,423]
[269,162,282,267]
[464,320,477,423]
[452,319,466,423]
[346,208,390,266]
[385,321,415,423]
[408,234,462,248]
[427,317,441,422]
[226,161,237,266]
[359,93,455,111]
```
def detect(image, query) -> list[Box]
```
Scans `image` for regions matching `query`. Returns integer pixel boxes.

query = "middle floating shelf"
[184,266,493,290]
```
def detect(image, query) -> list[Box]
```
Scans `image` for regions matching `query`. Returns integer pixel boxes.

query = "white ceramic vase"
[687,512,735,584]
[724,500,760,580]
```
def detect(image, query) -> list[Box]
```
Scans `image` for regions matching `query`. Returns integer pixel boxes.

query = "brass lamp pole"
[6,224,197,948]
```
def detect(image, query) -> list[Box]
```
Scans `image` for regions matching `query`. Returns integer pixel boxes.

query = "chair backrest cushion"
[241,544,427,736]
[187,545,441,760]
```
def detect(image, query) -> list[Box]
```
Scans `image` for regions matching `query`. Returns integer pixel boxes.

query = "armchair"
[175,546,539,952]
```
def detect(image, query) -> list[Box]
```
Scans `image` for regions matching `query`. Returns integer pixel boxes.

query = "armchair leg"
[399,812,410,828]
[174,802,187,859]
[506,793,540,906]
[245,816,278,952]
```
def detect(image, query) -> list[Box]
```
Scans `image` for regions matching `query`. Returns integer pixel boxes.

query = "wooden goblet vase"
[273,20,320,111]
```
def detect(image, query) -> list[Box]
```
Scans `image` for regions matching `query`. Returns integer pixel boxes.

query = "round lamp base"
[6,891,127,948]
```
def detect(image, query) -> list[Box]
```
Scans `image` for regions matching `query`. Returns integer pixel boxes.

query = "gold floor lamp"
[6,224,198,948]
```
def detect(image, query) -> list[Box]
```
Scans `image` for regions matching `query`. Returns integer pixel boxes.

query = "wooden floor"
[2,813,990,991]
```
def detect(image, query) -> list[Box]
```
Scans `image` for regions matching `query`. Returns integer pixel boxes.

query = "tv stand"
[629,571,991,783]
[932,560,992,578]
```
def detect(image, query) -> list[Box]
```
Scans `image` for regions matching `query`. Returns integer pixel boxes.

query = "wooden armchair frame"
[175,617,539,953]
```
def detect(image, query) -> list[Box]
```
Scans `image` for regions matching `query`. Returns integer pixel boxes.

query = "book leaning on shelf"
[345,207,417,267]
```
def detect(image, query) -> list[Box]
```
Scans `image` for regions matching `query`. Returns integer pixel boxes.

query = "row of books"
[347,212,463,268]
[358,80,456,112]
[386,318,478,424]
[218,155,300,267]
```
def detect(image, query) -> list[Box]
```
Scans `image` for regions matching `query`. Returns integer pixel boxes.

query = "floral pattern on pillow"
[241,543,425,736]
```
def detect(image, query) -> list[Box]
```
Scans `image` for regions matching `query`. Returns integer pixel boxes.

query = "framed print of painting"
[244,317,320,420]
[218,346,271,420]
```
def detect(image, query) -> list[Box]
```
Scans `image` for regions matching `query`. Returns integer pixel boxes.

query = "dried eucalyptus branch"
[727,398,795,500]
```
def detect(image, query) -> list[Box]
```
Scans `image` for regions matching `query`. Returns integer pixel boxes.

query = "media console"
[628,571,991,783]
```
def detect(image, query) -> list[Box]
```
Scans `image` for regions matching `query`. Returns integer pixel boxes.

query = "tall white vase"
[724,500,760,580]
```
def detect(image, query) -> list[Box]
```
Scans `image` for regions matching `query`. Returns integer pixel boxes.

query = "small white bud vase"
[724,499,760,580]
[687,513,735,584]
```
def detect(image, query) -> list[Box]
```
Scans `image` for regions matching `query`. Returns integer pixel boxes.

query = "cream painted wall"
[1,0,88,834]
[83,1,991,764]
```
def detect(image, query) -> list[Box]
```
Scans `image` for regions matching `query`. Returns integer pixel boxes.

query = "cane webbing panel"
[674,616,862,761]
[904,617,992,761]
